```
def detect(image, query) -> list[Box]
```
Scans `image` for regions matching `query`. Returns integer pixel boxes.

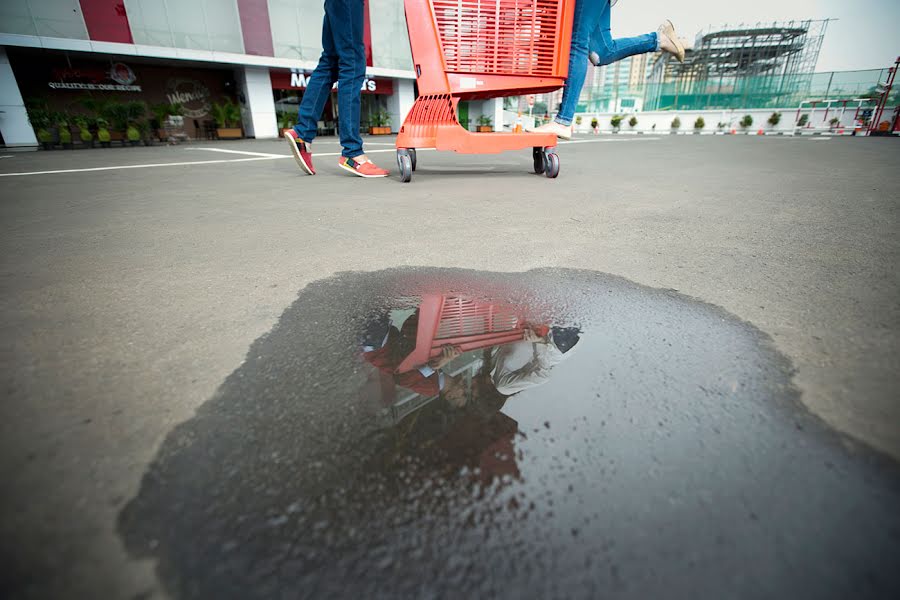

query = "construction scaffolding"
[645,20,830,111]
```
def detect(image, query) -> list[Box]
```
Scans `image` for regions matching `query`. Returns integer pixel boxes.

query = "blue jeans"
[556,0,658,125]
[294,0,365,158]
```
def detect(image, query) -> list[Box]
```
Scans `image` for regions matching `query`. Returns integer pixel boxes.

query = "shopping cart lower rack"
[396,0,575,182]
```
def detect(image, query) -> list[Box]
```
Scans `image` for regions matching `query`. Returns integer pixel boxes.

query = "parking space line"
[186,147,287,158]
[0,156,283,178]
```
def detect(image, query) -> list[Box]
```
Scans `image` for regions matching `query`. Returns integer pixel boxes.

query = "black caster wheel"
[544,150,560,179]
[409,148,417,172]
[533,147,545,174]
[397,149,412,183]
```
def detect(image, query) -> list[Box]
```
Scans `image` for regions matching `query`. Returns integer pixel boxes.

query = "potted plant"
[368,110,392,135]
[277,111,294,136]
[670,116,681,133]
[73,115,93,148]
[575,115,583,127]
[126,124,142,146]
[828,117,840,131]
[740,114,753,132]
[693,116,705,134]
[476,114,493,133]
[590,117,599,134]
[27,106,53,150]
[628,115,638,130]
[150,103,180,141]
[96,118,112,148]
[797,114,809,128]
[767,112,781,129]
[211,98,243,139]
[610,114,623,133]
[57,115,73,149]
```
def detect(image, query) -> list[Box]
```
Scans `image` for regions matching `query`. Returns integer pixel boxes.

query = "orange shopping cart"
[396,0,576,182]
[396,294,548,373]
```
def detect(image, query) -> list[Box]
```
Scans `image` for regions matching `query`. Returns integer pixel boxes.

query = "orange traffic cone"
[757,129,764,135]
[514,112,523,133]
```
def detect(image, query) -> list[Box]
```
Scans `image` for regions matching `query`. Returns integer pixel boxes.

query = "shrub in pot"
[211,99,243,139]
[829,117,840,130]
[610,114,623,132]
[96,118,112,148]
[590,117,599,134]
[368,110,392,135]
[670,117,681,133]
[767,112,781,128]
[126,125,142,146]
[740,114,753,130]
[693,117,705,133]
[37,128,54,150]
[58,118,73,149]
[628,116,638,129]
[797,114,809,128]
[476,114,493,132]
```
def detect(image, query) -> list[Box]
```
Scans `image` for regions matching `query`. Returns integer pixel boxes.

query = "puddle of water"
[119,268,900,599]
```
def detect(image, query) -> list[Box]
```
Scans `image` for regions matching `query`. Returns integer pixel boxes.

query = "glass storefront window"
[125,0,244,53]
[0,0,90,39]
[124,0,175,47]
[0,0,39,36]
[268,0,325,61]
[369,0,412,71]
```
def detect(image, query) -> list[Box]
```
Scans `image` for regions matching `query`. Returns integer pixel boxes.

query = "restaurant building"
[0,0,434,148]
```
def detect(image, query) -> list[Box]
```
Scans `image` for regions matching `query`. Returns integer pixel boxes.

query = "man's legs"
[588,2,658,67]
[294,14,339,143]
[554,0,606,126]
[324,0,366,159]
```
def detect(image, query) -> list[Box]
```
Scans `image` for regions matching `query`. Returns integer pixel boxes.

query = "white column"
[236,66,277,139]
[0,47,38,150]
[488,98,504,131]
[386,78,415,133]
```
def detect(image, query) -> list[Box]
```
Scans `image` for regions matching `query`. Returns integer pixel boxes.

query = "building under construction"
[645,20,830,111]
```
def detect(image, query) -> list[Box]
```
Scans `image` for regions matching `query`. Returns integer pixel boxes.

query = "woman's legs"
[588,4,658,67]
[554,0,607,126]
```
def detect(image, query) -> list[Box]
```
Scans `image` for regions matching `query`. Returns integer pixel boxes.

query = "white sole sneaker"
[526,122,573,140]
[658,20,685,63]
[283,131,315,175]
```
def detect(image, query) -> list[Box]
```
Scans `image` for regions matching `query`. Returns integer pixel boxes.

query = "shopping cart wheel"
[409,148,417,172]
[533,147,545,174]
[544,150,560,179]
[397,149,412,183]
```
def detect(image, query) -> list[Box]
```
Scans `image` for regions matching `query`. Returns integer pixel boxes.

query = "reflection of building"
[0,0,416,147]
[645,20,829,111]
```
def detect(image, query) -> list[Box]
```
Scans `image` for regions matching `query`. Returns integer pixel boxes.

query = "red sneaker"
[283,129,315,175]
[338,156,389,178]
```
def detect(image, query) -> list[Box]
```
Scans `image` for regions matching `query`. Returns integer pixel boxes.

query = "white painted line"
[186,147,287,158]
[809,137,832,141]
[0,156,283,178]
[0,155,13,159]
[362,142,397,146]
[559,137,661,145]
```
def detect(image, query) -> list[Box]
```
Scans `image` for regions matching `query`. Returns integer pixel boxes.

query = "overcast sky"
[612,0,899,72]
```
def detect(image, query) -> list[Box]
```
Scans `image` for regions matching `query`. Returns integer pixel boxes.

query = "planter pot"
[476,126,493,132]
[368,126,391,135]
[217,127,243,139]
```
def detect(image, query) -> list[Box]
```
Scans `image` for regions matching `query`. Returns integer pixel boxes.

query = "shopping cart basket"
[396,0,575,182]
[396,294,548,373]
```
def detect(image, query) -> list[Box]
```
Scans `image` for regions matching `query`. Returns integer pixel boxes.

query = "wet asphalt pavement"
[119,268,900,599]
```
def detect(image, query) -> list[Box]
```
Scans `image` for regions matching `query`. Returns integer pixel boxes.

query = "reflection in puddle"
[119,269,900,599]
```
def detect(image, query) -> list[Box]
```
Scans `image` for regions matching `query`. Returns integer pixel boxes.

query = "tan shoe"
[527,121,573,140]
[658,20,685,63]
